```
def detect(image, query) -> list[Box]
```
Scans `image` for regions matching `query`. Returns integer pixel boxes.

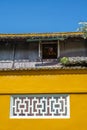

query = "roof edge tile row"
[0,32,83,38]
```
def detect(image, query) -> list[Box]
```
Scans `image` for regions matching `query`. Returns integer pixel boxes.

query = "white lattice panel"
[10,94,70,118]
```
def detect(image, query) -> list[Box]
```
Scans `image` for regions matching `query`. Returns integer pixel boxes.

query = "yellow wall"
[0,69,87,130]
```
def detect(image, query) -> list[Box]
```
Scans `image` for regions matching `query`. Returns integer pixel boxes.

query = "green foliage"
[77,22,87,38]
[60,57,69,65]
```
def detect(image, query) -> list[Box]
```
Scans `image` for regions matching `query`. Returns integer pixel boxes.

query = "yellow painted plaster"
[0,95,87,130]
[0,69,87,130]
[0,69,87,94]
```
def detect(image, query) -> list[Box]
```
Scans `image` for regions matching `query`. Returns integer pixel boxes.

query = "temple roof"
[0,32,83,39]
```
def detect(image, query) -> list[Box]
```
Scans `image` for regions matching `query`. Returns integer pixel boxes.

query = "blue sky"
[0,0,87,33]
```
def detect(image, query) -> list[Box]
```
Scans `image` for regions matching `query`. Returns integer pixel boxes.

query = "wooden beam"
[39,41,41,58]
[57,40,60,58]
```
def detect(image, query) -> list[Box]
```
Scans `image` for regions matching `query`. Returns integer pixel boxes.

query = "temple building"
[0,32,87,69]
[0,32,87,130]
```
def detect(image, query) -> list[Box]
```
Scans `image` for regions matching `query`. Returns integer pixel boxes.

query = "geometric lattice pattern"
[10,94,70,118]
